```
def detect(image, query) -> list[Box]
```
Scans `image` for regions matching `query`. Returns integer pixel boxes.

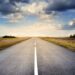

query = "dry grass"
[41,37,75,52]
[0,37,29,50]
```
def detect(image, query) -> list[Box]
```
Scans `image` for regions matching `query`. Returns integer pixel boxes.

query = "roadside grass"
[0,37,30,50]
[41,37,75,52]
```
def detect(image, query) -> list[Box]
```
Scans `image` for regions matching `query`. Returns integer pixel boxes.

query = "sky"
[0,0,75,37]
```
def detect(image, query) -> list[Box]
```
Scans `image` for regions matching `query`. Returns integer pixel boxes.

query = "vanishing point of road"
[0,38,75,75]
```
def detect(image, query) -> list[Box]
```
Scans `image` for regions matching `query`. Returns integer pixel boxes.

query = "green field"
[41,37,75,52]
[0,37,29,50]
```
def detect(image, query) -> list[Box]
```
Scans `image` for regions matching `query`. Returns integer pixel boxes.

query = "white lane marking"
[34,41,38,75]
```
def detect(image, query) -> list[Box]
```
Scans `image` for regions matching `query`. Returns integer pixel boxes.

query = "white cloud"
[1,13,24,23]
[20,1,48,15]
[68,19,75,26]
[0,1,48,23]
[8,13,24,23]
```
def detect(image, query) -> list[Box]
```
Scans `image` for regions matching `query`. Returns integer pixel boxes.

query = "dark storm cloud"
[0,0,29,15]
[44,0,75,30]
[0,0,29,4]
[10,0,29,4]
[45,0,75,14]
[0,3,19,15]
[1,0,75,15]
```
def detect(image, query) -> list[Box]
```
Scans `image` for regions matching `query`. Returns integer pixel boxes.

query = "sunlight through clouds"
[0,0,75,37]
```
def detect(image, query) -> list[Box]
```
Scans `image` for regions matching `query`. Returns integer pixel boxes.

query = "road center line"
[34,41,38,75]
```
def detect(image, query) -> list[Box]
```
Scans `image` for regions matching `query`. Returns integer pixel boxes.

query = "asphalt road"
[0,39,34,75]
[0,38,75,75]
[36,38,75,75]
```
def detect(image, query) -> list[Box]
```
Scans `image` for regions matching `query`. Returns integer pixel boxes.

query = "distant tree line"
[2,35,16,38]
[70,34,75,38]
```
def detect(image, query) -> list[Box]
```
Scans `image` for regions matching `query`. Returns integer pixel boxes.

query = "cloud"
[8,13,24,23]
[0,0,30,23]
[0,0,49,23]
[0,12,24,23]
[0,0,75,16]
[46,0,75,12]
[20,1,48,15]
[0,3,19,15]
[62,19,75,30]
[0,0,29,15]
[10,0,29,4]
[0,0,75,29]
[0,0,47,16]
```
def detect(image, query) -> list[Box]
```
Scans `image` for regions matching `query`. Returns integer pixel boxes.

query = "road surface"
[36,38,75,75]
[0,38,75,75]
[0,39,34,75]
